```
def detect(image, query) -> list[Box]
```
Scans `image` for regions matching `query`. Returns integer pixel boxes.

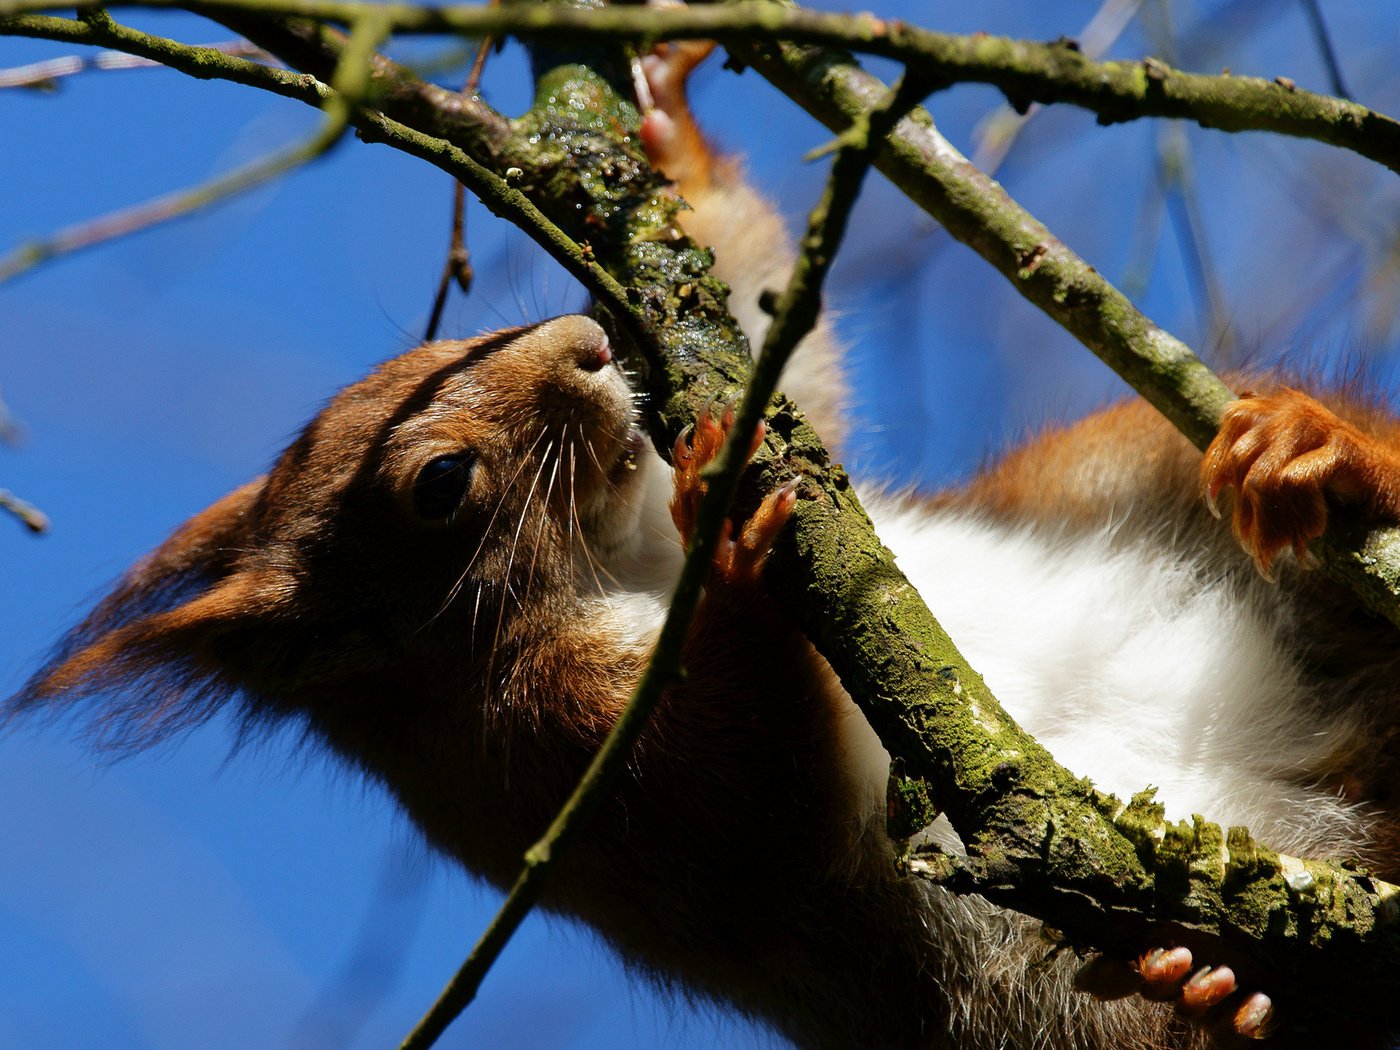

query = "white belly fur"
[851,498,1371,862]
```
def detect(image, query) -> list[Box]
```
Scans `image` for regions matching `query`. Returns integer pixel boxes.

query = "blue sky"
[3,2,1399,1048]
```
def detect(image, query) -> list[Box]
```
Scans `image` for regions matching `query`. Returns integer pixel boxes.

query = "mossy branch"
[400,58,925,1050]
[4,0,1398,172]
[734,38,1400,633]
[0,9,650,335]
[0,9,324,98]
[720,36,1400,1028]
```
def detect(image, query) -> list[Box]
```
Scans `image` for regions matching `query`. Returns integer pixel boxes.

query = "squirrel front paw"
[669,403,797,587]
[1200,388,1400,576]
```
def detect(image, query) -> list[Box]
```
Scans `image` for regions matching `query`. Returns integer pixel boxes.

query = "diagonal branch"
[0,37,265,88]
[0,10,641,330]
[3,0,1397,173]
[734,37,1400,633]
[0,10,323,100]
[399,69,928,1050]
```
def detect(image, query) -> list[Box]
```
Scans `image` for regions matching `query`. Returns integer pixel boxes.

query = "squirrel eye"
[413,454,476,520]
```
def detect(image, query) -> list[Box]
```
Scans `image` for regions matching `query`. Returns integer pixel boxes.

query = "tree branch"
[0,10,327,102]
[421,33,489,342]
[185,6,512,159]
[733,37,1400,634]
[0,9,648,332]
[401,65,927,1050]
[4,0,1397,173]
[0,37,265,89]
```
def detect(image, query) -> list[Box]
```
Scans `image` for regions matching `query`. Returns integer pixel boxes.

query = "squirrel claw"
[1233,992,1274,1041]
[717,477,799,587]
[1199,388,1400,576]
[669,404,791,585]
[1080,946,1274,1044]
[1179,965,1238,1016]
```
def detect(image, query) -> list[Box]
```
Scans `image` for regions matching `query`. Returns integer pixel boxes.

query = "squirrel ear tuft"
[6,480,293,750]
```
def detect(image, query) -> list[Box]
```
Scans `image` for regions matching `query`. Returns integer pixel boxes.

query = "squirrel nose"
[577,329,613,372]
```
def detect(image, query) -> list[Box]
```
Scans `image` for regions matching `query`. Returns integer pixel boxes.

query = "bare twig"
[0,38,264,88]
[1157,123,1233,359]
[0,9,360,284]
[423,31,490,342]
[970,0,1142,174]
[0,11,327,100]
[0,9,441,285]
[0,489,48,534]
[1298,0,1350,101]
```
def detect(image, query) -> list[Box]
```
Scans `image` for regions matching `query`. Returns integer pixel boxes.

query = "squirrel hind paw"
[1080,947,1274,1043]
[635,17,716,184]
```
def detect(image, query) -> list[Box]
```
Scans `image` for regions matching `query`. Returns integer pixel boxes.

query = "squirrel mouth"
[608,427,647,485]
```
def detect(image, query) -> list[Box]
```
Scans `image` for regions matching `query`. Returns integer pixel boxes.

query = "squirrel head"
[8,314,654,748]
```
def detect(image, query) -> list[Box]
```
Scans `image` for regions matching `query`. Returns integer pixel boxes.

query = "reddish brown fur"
[1203,388,1400,573]
[9,311,939,1046]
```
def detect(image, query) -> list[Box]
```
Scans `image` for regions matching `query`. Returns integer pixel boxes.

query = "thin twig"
[0,7,368,284]
[1157,123,1233,359]
[423,31,490,342]
[1298,0,1350,101]
[0,12,638,328]
[397,69,928,1050]
[4,0,1395,173]
[197,14,642,334]
[0,12,329,102]
[421,189,468,341]
[0,38,264,88]
[970,0,1141,174]
[0,117,344,284]
[0,489,48,533]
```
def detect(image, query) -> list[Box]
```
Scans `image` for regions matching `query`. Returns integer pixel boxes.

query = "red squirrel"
[12,41,1400,1050]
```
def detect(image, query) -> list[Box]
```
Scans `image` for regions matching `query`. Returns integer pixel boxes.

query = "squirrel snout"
[529,314,613,374]
[577,329,613,372]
